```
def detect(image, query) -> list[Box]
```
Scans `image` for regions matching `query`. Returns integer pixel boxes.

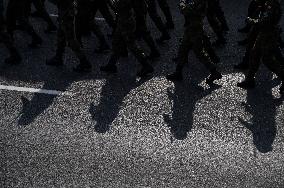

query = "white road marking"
[0,85,72,96]
[49,14,105,21]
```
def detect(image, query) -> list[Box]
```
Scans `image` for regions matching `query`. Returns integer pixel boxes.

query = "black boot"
[234,61,249,70]
[237,78,256,89]
[28,36,43,48]
[44,24,57,34]
[166,21,175,30]
[212,37,226,47]
[5,52,22,65]
[100,63,117,73]
[46,55,63,66]
[238,38,248,46]
[148,50,161,61]
[73,58,92,73]
[94,42,110,54]
[206,70,222,85]
[238,25,251,33]
[137,60,154,78]
[156,32,171,44]
[166,71,183,82]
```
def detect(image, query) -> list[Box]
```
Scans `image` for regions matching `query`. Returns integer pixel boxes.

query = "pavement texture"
[1,0,284,187]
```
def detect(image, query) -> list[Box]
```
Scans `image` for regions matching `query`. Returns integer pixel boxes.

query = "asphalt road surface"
[1,0,284,187]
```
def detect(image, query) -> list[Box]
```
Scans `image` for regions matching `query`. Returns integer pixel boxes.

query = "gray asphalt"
[1,0,284,187]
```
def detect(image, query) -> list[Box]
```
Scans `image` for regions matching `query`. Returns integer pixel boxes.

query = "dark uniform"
[31,0,57,33]
[76,0,109,53]
[207,0,228,46]
[146,0,174,29]
[145,0,171,43]
[100,0,154,77]
[0,0,21,64]
[6,0,42,48]
[167,0,222,84]
[133,0,160,60]
[238,0,284,96]
[46,0,92,72]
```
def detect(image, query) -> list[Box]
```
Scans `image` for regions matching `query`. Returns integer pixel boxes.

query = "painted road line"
[0,85,72,96]
[49,14,105,21]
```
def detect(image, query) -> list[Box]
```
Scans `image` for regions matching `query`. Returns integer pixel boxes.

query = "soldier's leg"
[207,14,226,47]
[46,26,66,66]
[0,30,21,64]
[157,0,174,29]
[90,20,110,53]
[237,46,262,89]
[203,34,220,64]
[135,15,160,60]
[124,34,154,77]
[146,0,170,43]
[192,38,222,84]
[97,0,115,29]
[17,16,42,48]
[63,19,92,72]
[100,30,125,73]
[166,29,192,81]
[214,0,229,31]
[32,0,57,33]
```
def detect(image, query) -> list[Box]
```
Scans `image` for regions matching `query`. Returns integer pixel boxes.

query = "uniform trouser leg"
[147,0,168,36]
[32,0,55,27]
[136,15,158,53]
[247,47,262,80]
[192,42,217,72]
[263,53,284,81]
[17,17,42,42]
[175,30,192,73]
[124,34,148,66]
[90,20,108,45]
[0,30,19,57]
[58,19,88,64]
[214,3,228,29]
[203,34,219,62]
[97,1,115,29]
[207,14,224,41]
[156,0,173,24]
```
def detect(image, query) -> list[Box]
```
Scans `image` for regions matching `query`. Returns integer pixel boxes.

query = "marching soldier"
[237,0,284,96]
[76,0,110,53]
[0,0,21,64]
[31,0,57,33]
[167,0,222,85]
[46,0,92,73]
[6,0,43,48]
[100,0,154,77]
[133,0,160,60]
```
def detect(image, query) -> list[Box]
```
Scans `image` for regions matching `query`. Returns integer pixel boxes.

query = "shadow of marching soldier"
[238,73,282,153]
[164,81,221,141]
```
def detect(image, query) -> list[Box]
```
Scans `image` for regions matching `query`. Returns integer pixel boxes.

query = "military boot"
[73,57,92,73]
[137,59,154,78]
[206,69,222,85]
[5,50,22,65]
[46,55,64,66]
[166,64,183,81]
[237,77,256,89]
[100,55,118,73]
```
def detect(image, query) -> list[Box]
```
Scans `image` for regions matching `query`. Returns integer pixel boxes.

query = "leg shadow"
[239,73,282,153]
[89,74,152,134]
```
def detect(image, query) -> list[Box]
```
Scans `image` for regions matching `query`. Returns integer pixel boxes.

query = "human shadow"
[0,63,99,126]
[17,70,85,126]
[89,73,153,134]
[163,62,222,140]
[238,72,283,153]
